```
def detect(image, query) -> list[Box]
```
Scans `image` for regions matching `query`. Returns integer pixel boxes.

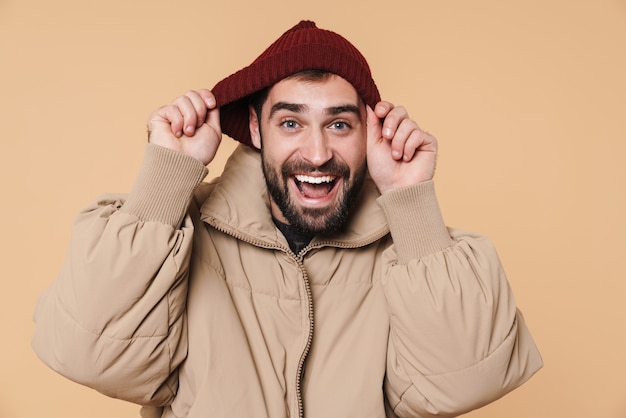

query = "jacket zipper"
[294,255,314,418]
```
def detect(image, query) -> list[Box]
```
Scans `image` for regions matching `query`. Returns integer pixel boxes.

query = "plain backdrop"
[2,0,625,417]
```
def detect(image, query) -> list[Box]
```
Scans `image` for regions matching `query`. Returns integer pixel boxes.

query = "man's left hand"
[366,101,438,194]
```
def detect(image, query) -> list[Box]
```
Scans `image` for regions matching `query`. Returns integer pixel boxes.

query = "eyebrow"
[326,104,361,118]
[269,102,307,119]
[269,102,362,120]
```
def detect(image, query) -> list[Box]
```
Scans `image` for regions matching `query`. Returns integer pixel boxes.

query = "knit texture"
[212,20,380,146]
[121,144,208,227]
[377,180,453,263]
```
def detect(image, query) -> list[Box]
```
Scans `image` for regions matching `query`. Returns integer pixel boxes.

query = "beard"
[261,150,367,236]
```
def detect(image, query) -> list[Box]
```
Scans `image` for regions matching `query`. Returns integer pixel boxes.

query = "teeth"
[295,175,335,184]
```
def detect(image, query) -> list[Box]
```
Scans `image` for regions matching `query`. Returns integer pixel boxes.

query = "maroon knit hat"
[211,20,381,147]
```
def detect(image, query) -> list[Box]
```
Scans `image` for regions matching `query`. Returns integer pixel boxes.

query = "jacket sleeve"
[377,180,543,417]
[31,144,208,406]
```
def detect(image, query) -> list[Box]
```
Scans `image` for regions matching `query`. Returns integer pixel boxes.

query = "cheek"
[261,140,296,168]
[337,140,366,170]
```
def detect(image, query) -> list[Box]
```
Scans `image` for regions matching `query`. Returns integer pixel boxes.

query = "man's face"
[249,74,368,235]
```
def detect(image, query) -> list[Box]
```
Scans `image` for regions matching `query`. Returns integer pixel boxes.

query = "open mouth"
[293,174,338,199]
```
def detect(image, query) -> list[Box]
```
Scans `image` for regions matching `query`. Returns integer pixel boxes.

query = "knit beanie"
[211,20,381,146]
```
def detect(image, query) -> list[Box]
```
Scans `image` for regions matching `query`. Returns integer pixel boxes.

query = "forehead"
[265,74,362,111]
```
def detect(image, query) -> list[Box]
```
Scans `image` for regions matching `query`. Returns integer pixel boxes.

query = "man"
[32,20,542,417]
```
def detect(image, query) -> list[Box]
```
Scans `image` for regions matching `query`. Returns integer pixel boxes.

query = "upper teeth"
[295,175,335,184]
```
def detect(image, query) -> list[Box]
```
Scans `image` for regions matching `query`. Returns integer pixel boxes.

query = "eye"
[330,121,351,131]
[280,119,299,130]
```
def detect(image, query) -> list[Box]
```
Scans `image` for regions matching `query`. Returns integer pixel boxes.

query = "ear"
[249,105,262,150]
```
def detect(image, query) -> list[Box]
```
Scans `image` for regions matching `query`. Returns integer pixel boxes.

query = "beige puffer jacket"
[33,144,542,418]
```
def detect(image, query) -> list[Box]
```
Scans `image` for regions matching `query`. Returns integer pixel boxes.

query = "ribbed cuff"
[120,144,209,226]
[376,180,453,263]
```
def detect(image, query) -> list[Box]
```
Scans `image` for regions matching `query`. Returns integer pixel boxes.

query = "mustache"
[281,158,350,178]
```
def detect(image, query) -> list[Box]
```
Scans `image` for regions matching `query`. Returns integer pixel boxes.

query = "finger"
[374,101,394,119]
[404,129,438,162]
[149,105,185,138]
[400,129,424,161]
[173,94,201,136]
[196,89,217,110]
[389,118,420,160]
[381,105,409,141]
[183,91,210,129]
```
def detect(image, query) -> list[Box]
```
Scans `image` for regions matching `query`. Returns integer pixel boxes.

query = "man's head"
[211,20,379,234]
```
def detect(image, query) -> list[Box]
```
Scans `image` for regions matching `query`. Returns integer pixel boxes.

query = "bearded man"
[33,20,542,418]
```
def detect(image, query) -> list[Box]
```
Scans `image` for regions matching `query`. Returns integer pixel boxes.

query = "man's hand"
[147,89,222,166]
[366,102,437,194]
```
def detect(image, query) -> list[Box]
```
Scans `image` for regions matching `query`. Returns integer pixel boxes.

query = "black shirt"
[273,219,314,255]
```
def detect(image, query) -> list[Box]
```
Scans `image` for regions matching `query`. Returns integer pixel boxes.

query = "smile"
[293,174,339,199]
[294,174,336,184]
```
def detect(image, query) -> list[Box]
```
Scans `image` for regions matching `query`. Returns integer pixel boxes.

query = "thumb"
[205,105,222,136]
[366,105,382,149]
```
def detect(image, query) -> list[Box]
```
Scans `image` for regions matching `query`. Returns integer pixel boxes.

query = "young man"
[33,20,542,418]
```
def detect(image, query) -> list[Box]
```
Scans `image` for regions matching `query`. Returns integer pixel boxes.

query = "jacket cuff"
[120,144,208,226]
[377,180,453,263]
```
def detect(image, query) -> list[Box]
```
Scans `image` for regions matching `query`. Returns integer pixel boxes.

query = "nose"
[300,128,332,167]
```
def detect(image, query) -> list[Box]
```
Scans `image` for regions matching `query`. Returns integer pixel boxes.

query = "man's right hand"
[147,89,222,166]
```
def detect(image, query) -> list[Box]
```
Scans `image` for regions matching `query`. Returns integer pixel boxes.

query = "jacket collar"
[199,145,389,249]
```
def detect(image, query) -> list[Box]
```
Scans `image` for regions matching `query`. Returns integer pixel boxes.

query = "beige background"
[2,0,625,417]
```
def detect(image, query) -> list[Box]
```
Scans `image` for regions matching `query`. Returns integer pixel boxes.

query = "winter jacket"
[32,143,542,418]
